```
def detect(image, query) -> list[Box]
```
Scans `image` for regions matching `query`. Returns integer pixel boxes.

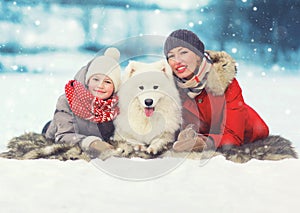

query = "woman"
[163,29,269,152]
[45,47,121,156]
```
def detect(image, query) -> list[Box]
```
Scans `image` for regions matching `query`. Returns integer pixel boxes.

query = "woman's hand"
[172,125,213,152]
[89,140,114,154]
[173,135,207,152]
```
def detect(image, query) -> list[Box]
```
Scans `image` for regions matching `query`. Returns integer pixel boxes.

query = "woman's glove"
[87,140,114,160]
[173,125,214,152]
[89,140,114,154]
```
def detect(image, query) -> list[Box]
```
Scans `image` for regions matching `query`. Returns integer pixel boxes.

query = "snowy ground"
[0,63,300,212]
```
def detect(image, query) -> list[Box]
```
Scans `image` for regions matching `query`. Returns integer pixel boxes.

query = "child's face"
[87,74,114,99]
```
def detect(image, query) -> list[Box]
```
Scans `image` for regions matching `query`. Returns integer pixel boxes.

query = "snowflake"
[92,24,98,29]
[231,48,237,53]
[35,20,40,26]
[188,22,194,27]
[11,65,18,71]
[154,9,160,14]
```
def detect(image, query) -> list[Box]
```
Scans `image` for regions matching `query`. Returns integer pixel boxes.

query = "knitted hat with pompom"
[85,47,121,92]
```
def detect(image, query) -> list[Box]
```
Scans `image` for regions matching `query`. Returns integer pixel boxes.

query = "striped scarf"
[65,80,119,123]
[175,57,212,98]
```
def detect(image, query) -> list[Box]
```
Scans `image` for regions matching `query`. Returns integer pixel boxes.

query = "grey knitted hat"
[164,29,205,58]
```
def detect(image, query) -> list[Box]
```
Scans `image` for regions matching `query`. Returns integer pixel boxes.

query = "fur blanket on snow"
[0,132,297,163]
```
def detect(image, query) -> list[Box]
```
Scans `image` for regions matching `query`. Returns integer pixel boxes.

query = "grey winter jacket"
[45,64,115,151]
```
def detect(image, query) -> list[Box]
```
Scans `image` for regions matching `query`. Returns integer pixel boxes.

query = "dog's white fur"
[113,60,182,154]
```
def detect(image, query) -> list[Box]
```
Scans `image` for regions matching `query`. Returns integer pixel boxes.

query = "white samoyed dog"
[113,60,182,156]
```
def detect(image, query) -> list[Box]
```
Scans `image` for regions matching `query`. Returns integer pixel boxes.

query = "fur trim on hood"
[74,62,90,86]
[205,50,237,96]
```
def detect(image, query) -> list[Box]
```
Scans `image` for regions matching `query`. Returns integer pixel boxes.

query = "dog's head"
[119,60,179,118]
[123,60,173,82]
[135,80,165,117]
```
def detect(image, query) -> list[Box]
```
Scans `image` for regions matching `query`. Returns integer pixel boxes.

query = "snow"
[0,157,299,212]
[1,1,300,211]
[0,66,300,212]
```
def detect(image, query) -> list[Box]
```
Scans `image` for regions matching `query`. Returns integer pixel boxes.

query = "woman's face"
[87,74,114,99]
[167,47,202,80]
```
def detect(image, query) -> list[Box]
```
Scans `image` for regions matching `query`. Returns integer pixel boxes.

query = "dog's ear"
[129,68,136,78]
[160,60,173,78]
[123,60,136,82]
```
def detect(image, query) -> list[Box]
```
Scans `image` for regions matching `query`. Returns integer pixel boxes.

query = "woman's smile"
[175,64,187,73]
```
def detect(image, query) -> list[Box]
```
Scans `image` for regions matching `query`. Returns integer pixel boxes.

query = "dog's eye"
[153,85,159,90]
[139,86,144,90]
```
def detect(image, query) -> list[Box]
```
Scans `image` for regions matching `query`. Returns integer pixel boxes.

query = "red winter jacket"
[180,51,269,148]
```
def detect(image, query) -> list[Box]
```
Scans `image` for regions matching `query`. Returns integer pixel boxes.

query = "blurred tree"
[247,0,300,63]
[1,0,22,23]
[208,0,245,50]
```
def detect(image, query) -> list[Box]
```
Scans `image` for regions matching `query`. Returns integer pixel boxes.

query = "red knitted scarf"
[65,80,119,123]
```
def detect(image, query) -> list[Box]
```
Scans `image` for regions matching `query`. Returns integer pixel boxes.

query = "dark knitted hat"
[164,29,205,58]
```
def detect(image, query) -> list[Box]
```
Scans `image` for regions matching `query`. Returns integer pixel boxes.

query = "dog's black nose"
[145,99,153,107]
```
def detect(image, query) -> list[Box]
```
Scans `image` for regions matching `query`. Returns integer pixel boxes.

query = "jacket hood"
[74,60,93,86]
[205,50,237,96]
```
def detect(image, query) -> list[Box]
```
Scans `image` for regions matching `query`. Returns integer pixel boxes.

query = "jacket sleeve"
[208,80,246,147]
[45,95,102,150]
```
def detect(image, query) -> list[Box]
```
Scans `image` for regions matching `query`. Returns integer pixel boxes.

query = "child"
[45,47,121,155]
